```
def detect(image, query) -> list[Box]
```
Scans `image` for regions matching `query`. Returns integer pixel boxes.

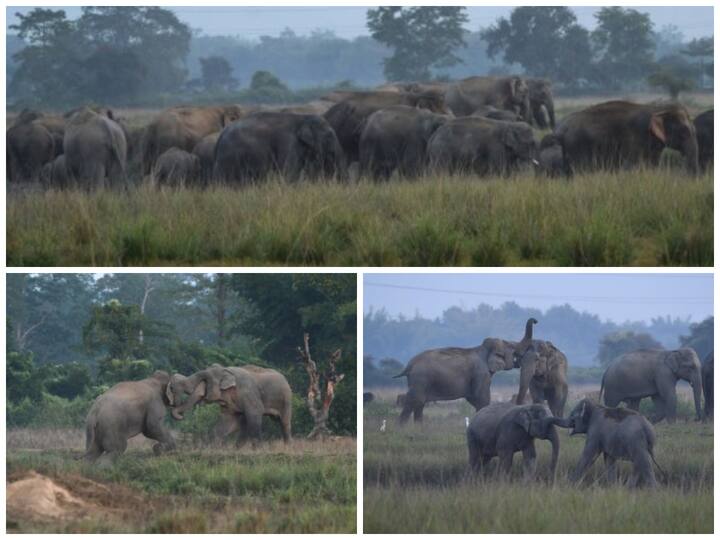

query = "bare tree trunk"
[297,333,344,440]
[138,275,155,344]
[215,274,227,345]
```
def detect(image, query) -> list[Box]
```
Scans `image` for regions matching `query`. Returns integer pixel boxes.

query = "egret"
[380,419,387,432]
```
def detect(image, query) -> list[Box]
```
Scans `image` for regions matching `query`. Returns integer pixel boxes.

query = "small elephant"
[702,351,713,419]
[39,154,69,189]
[601,348,703,423]
[467,402,560,479]
[555,399,660,488]
[471,105,520,122]
[153,147,201,187]
[83,371,176,464]
[536,134,566,178]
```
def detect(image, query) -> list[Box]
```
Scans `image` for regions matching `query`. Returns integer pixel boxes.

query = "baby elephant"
[153,147,201,187]
[555,399,661,488]
[467,402,560,479]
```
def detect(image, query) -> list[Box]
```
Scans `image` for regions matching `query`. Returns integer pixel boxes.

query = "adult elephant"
[694,109,713,172]
[83,371,176,464]
[428,117,537,177]
[359,105,451,180]
[7,110,61,183]
[527,78,556,129]
[192,132,220,184]
[167,364,292,444]
[213,112,345,184]
[323,90,449,163]
[555,100,699,175]
[141,105,246,174]
[153,147,201,187]
[393,338,519,424]
[471,105,521,122]
[445,76,531,121]
[702,351,713,419]
[600,348,703,423]
[64,107,128,190]
[514,318,569,417]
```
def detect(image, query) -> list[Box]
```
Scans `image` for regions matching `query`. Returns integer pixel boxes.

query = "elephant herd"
[393,318,713,488]
[83,364,292,465]
[8,75,713,189]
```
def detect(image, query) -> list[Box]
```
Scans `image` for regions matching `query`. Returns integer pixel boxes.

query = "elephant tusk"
[532,159,540,166]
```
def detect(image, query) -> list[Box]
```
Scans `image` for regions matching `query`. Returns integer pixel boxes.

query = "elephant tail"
[650,451,667,482]
[78,418,98,460]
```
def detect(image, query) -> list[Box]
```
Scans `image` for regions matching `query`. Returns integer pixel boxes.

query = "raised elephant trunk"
[691,371,703,421]
[172,380,206,420]
[516,351,537,405]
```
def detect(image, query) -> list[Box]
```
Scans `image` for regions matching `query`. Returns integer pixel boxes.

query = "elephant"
[555,100,699,175]
[358,105,451,180]
[7,110,61,183]
[702,351,713,419]
[323,90,450,163]
[694,109,713,172]
[536,134,566,178]
[39,155,69,189]
[427,117,537,177]
[141,105,246,174]
[213,112,346,184]
[554,399,660,488]
[527,78,556,129]
[63,107,128,190]
[153,147,201,187]
[444,76,531,121]
[83,371,176,464]
[167,364,292,444]
[514,318,569,417]
[191,132,220,183]
[466,402,560,479]
[393,337,519,424]
[471,105,521,122]
[600,348,703,423]
[375,81,450,96]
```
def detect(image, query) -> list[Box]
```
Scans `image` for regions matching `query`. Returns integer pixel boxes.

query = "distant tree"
[80,48,146,104]
[653,24,685,58]
[199,55,237,91]
[367,7,468,81]
[42,361,92,399]
[648,58,695,100]
[679,317,713,360]
[591,7,655,90]
[250,70,288,91]
[681,37,714,86]
[596,331,663,367]
[7,351,43,403]
[483,7,593,87]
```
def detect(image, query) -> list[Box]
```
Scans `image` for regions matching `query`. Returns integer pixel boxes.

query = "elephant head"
[502,123,537,166]
[418,110,452,143]
[515,405,560,477]
[555,398,594,435]
[664,348,703,420]
[649,105,699,175]
[221,105,245,127]
[297,116,346,180]
[481,338,518,373]
[507,77,531,123]
[528,79,555,129]
[413,91,451,115]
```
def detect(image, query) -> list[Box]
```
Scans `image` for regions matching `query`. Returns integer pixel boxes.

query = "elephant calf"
[467,402,560,479]
[153,147,201,187]
[555,399,660,488]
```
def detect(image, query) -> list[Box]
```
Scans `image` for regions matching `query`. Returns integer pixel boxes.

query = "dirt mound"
[7,471,96,520]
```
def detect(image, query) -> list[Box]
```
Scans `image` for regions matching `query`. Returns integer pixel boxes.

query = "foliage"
[679,317,714,360]
[648,68,695,100]
[198,55,237,91]
[7,350,43,403]
[41,361,92,399]
[596,331,663,367]
[367,7,468,81]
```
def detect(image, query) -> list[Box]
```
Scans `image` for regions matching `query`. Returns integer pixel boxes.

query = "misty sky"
[7,6,714,40]
[364,274,713,324]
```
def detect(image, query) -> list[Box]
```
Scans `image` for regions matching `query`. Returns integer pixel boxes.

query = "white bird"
[380,419,387,432]
[465,416,470,428]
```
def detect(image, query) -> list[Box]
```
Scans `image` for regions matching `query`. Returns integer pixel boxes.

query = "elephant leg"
[413,403,425,423]
[571,443,600,484]
[399,402,414,425]
[99,438,127,467]
[549,384,568,417]
[144,416,176,454]
[521,443,537,480]
[243,412,263,444]
[650,395,667,424]
[656,380,677,423]
[499,451,514,476]
[625,398,641,411]
[214,412,242,441]
[529,380,545,404]
[468,442,480,473]
[604,453,618,485]
[633,451,658,489]
[471,376,491,411]
[280,413,292,444]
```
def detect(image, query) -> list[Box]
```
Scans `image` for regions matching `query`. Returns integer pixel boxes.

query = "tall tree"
[200,55,237,91]
[367,7,468,81]
[596,331,663,367]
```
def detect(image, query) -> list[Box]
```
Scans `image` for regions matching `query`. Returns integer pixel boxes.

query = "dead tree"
[297,333,344,440]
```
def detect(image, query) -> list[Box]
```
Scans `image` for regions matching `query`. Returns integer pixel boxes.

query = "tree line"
[7,273,357,436]
[6,6,713,109]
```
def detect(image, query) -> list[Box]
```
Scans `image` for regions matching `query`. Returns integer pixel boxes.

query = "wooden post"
[297,333,344,439]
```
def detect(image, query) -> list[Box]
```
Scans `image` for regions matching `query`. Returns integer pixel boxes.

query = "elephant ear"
[507,78,519,99]
[514,410,531,432]
[502,128,523,153]
[219,370,237,391]
[297,120,318,148]
[165,381,175,406]
[649,113,667,144]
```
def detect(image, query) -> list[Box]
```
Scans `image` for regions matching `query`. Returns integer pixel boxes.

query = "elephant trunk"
[683,135,700,176]
[545,99,556,130]
[545,422,560,481]
[172,380,206,420]
[516,353,536,405]
[691,371,703,421]
[549,416,573,429]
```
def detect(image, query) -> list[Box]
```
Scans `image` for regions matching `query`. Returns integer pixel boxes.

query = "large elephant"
[514,318,569,417]
[694,109,713,172]
[702,351,713,419]
[359,105,451,180]
[141,105,246,174]
[7,110,62,183]
[471,105,521,122]
[527,78,556,129]
[554,399,659,488]
[167,364,292,444]
[600,348,703,423]
[213,112,345,184]
[393,338,519,424]
[192,131,220,184]
[428,117,537,177]
[64,107,128,190]
[555,100,699,175]
[445,76,531,121]
[323,90,449,163]
[83,371,176,464]
[153,147,201,187]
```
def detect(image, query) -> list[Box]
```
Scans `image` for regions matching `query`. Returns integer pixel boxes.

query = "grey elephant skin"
[40,155,69,189]
[7,110,64,183]
[555,100,699,175]
[536,134,566,178]
[702,352,713,419]
[471,104,521,122]
[168,364,293,444]
[527,78,556,129]
[64,107,128,190]
[359,105,450,180]
[693,109,713,172]
[83,371,176,464]
[445,76,531,121]
[192,132,221,183]
[428,117,536,177]
[555,399,660,488]
[154,147,201,187]
[323,90,449,163]
[394,338,518,423]
[466,402,560,479]
[601,347,703,423]
[214,112,345,184]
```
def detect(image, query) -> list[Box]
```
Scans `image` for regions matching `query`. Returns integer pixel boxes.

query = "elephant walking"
[600,348,703,423]
[83,371,176,464]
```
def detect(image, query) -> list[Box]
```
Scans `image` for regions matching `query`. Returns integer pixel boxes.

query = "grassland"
[363,388,713,534]
[7,429,356,533]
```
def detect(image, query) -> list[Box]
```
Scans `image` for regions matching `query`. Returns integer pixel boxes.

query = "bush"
[7,392,93,428]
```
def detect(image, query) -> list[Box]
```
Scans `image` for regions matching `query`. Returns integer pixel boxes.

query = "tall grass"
[7,169,712,266]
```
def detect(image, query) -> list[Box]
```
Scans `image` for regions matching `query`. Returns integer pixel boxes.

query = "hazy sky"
[364,274,713,324]
[7,6,714,40]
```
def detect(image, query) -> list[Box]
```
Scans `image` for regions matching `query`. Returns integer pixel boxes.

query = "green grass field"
[363,389,713,533]
[7,430,356,533]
